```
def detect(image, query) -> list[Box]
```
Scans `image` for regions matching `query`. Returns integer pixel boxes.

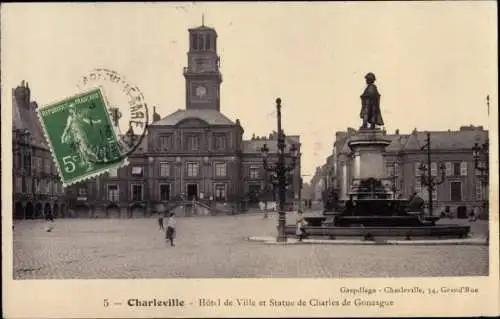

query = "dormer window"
[187,135,200,151]
[214,134,226,150]
[159,134,172,151]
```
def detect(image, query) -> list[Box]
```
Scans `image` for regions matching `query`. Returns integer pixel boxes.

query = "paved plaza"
[12,213,489,279]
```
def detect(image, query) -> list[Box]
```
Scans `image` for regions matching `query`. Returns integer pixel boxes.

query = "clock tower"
[183,23,223,111]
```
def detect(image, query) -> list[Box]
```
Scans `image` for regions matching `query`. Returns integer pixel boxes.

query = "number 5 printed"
[62,155,77,173]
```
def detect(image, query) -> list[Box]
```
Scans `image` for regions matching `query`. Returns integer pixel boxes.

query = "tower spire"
[202,13,205,26]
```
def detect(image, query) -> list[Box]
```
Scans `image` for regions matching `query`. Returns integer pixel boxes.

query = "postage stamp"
[36,88,129,187]
[76,68,149,165]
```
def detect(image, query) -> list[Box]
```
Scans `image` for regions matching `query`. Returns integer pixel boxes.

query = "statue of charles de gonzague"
[360,72,384,129]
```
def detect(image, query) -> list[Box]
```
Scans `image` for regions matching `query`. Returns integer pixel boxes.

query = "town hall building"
[59,23,302,218]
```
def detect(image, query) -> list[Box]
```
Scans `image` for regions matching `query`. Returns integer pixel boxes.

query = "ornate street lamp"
[472,136,489,216]
[260,98,299,242]
[388,161,400,199]
[418,131,446,217]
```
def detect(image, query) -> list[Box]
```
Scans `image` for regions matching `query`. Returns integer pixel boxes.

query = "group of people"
[158,212,176,246]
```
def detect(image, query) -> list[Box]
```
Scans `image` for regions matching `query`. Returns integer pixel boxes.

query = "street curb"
[247,236,488,246]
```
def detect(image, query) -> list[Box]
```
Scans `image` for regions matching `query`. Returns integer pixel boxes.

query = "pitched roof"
[12,90,49,150]
[385,134,410,152]
[335,127,487,154]
[403,130,488,151]
[150,109,235,126]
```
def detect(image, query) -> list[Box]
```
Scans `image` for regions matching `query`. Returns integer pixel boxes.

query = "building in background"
[12,81,68,220]
[325,126,489,218]
[63,22,301,218]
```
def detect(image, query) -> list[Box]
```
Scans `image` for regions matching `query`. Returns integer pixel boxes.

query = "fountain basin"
[285,224,470,239]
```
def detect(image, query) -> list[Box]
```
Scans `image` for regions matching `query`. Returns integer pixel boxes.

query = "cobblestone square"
[12,213,489,279]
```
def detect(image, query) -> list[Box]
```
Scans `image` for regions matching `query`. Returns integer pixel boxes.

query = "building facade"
[64,23,301,218]
[12,81,68,220]
[327,126,489,218]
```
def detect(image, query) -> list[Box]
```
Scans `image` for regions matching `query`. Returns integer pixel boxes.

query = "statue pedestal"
[348,129,392,197]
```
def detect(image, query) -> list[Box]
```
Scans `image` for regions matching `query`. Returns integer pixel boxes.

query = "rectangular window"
[131,166,143,177]
[214,135,227,150]
[24,153,32,172]
[187,162,200,177]
[215,184,226,201]
[215,163,227,177]
[445,162,452,176]
[44,180,50,194]
[78,187,87,196]
[159,184,171,201]
[131,184,143,201]
[108,168,118,178]
[44,159,51,174]
[187,136,200,150]
[159,135,172,151]
[15,153,22,169]
[15,176,23,193]
[430,162,437,176]
[159,162,170,177]
[432,188,437,201]
[475,182,484,200]
[25,178,32,193]
[387,162,395,177]
[107,185,119,202]
[249,166,259,179]
[450,181,462,202]
[460,161,467,176]
[35,179,41,193]
[415,162,421,176]
[453,163,461,176]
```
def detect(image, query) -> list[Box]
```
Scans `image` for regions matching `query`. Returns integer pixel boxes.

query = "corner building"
[11,81,68,220]
[66,23,301,218]
[328,126,489,218]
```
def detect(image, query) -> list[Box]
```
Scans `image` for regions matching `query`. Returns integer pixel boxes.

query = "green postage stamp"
[37,88,129,187]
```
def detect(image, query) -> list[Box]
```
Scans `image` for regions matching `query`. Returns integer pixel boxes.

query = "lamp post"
[388,161,400,199]
[418,132,446,217]
[260,98,299,243]
[148,156,155,216]
[472,136,489,217]
[175,156,183,201]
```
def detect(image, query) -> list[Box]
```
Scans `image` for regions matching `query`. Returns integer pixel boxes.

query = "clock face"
[195,85,207,98]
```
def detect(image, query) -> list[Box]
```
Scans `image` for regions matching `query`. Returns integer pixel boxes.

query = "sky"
[2,2,497,182]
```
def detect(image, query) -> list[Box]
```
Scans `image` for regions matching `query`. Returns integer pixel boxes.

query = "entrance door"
[160,184,171,201]
[187,184,198,200]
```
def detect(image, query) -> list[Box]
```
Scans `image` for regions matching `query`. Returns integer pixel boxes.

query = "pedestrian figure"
[45,212,55,232]
[158,213,164,231]
[468,208,477,222]
[295,210,307,242]
[165,212,176,247]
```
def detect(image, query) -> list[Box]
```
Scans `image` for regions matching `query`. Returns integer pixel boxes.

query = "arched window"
[191,34,197,50]
[198,35,204,51]
[205,35,211,50]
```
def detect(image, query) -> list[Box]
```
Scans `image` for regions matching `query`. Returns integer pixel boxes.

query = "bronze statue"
[360,72,384,129]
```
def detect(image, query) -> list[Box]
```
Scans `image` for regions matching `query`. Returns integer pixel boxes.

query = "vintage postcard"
[1,2,498,318]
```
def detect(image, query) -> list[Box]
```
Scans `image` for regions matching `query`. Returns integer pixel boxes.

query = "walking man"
[165,212,176,247]
[158,213,164,231]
